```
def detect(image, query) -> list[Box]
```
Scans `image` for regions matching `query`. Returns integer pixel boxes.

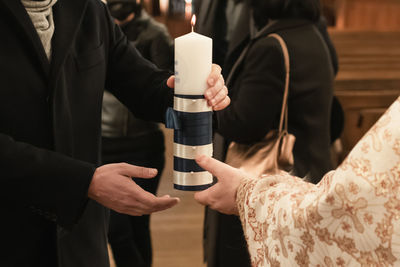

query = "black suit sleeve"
[215,38,286,143]
[0,133,95,229]
[104,6,173,123]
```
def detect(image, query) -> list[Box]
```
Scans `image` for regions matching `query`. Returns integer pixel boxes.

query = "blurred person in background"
[195,0,337,266]
[103,1,173,266]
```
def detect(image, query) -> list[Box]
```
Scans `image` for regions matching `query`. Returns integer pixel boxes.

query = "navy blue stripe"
[175,110,213,122]
[174,131,212,146]
[173,111,212,146]
[174,157,205,172]
[174,94,205,99]
[174,183,212,191]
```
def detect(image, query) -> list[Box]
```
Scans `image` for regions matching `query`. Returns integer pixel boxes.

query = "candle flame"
[191,15,196,32]
[159,0,169,14]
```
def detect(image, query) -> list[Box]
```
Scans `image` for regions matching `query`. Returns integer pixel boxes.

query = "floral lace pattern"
[237,97,400,266]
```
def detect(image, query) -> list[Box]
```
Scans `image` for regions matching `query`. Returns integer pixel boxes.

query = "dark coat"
[195,1,342,143]
[206,18,335,267]
[0,0,172,266]
[216,19,334,181]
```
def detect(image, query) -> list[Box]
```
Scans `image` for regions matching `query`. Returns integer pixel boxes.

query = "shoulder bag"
[224,33,296,178]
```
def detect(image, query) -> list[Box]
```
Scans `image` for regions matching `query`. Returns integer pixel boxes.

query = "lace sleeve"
[235,97,400,267]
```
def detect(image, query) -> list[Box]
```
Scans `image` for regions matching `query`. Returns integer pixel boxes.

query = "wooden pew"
[330,30,400,157]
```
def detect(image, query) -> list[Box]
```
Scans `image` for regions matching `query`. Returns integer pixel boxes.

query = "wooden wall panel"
[336,0,400,30]
[331,30,400,157]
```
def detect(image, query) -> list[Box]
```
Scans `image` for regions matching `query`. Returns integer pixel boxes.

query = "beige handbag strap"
[226,32,291,134]
[268,33,290,133]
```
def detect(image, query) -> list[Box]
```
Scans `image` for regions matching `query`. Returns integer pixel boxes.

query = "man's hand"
[194,155,244,215]
[88,163,179,215]
[167,64,230,111]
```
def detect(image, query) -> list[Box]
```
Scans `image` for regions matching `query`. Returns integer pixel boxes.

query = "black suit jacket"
[216,19,334,182]
[0,0,172,266]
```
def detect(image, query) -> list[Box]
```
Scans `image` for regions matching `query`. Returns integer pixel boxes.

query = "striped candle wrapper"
[166,94,213,191]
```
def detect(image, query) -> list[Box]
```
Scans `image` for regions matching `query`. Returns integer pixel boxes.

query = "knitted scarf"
[21,0,58,60]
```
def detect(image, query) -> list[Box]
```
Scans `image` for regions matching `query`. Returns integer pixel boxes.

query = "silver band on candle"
[173,171,213,186]
[174,143,213,159]
[173,97,212,113]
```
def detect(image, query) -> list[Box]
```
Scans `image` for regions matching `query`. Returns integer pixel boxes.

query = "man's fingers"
[118,163,158,178]
[91,164,180,217]
[167,76,175,88]
[119,186,180,215]
[136,192,180,213]
[151,196,180,212]
[131,185,180,212]
[123,197,179,215]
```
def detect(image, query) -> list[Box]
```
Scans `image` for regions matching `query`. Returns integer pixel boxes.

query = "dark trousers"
[102,133,165,267]
[204,134,251,267]
[204,208,251,267]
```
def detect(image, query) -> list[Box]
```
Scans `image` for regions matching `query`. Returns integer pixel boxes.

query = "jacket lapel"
[49,0,89,156]
[1,0,50,76]
[50,0,89,85]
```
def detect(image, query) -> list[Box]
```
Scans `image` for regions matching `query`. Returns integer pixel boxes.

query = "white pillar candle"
[172,17,213,191]
[174,31,212,95]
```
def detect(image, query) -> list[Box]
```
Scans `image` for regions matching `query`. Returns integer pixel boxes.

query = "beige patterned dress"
[236,97,400,267]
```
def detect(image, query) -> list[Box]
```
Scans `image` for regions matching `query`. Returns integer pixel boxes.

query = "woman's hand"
[167,64,230,111]
[194,155,245,215]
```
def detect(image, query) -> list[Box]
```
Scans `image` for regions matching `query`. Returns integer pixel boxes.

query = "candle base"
[174,183,213,191]
[173,170,213,191]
